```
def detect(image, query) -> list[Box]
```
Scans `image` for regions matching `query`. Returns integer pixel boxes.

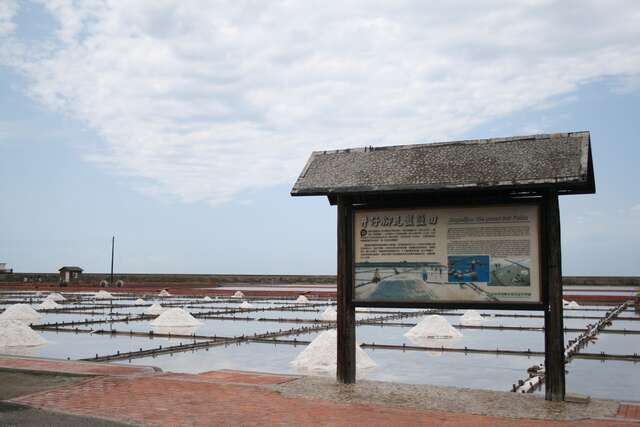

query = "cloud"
[0,0,17,36]
[3,0,640,204]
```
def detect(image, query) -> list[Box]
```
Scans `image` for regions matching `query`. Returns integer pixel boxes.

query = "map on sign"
[353,204,541,304]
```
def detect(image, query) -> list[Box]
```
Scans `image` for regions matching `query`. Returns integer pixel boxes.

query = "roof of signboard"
[58,266,83,272]
[291,131,595,198]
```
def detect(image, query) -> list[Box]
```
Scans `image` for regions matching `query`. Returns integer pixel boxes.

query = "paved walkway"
[1,356,638,426]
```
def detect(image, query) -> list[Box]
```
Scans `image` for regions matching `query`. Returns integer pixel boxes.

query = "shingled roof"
[58,266,83,272]
[291,132,594,198]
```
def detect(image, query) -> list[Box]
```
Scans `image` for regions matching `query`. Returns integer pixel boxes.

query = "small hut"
[59,266,83,286]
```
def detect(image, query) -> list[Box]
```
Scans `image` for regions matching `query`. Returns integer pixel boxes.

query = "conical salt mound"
[158,290,171,297]
[145,303,165,315]
[460,310,484,326]
[203,296,212,301]
[232,291,244,298]
[566,301,580,309]
[0,320,47,347]
[321,307,337,321]
[37,300,62,310]
[45,293,66,302]
[405,315,462,339]
[239,301,254,309]
[134,298,146,305]
[291,329,376,374]
[0,304,42,323]
[295,295,309,304]
[94,290,114,300]
[150,307,202,327]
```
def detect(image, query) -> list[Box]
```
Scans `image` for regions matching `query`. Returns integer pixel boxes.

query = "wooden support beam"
[336,195,356,383]
[543,190,566,401]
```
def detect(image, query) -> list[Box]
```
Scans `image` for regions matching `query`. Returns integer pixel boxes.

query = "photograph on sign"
[353,204,540,304]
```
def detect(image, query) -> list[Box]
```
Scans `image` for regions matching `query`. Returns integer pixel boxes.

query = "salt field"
[0,290,638,401]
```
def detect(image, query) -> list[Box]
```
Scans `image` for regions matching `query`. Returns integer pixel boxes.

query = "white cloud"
[3,0,640,204]
[0,0,17,36]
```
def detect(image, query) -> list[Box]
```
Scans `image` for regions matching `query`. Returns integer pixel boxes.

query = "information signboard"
[353,203,541,304]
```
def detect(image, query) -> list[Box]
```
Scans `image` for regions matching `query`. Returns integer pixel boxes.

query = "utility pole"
[110,236,115,287]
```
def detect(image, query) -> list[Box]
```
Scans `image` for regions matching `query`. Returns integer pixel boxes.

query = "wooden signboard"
[293,133,595,402]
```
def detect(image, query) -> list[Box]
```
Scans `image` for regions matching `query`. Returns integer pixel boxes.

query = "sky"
[1,0,639,276]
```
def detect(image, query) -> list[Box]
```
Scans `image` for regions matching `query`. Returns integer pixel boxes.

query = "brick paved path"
[2,356,638,426]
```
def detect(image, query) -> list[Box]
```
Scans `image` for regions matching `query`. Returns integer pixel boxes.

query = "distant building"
[59,266,83,285]
[0,263,12,273]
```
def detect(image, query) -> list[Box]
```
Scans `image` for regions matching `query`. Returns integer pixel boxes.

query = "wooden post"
[543,190,565,401]
[110,236,115,288]
[336,195,356,383]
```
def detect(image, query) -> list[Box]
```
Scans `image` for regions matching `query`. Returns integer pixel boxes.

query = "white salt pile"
[134,298,146,305]
[460,310,484,326]
[0,304,42,323]
[291,329,376,374]
[295,295,310,304]
[158,289,171,297]
[0,320,47,347]
[565,300,580,309]
[94,290,114,299]
[150,307,202,327]
[35,291,42,297]
[321,307,337,321]
[405,315,462,339]
[239,301,255,309]
[232,291,244,298]
[203,296,212,301]
[45,292,66,302]
[37,300,62,310]
[145,303,165,315]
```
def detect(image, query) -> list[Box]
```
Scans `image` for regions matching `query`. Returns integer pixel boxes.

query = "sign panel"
[353,204,541,304]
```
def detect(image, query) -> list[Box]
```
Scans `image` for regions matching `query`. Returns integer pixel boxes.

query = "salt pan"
[405,315,462,340]
[460,310,484,326]
[45,293,66,302]
[291,329,376,375]
[94,290,114,299]
[239,301,255,309]
[150,308,202,327]
[145,303,165,315]
[0,304,42,323]
[321,307,337,321]
[37,300,62,310]
[0,320,47,347]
